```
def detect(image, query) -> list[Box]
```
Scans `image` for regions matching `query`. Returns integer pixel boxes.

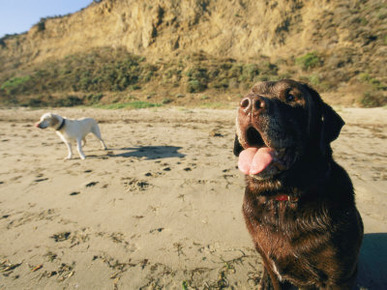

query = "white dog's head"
[35,113,62,129]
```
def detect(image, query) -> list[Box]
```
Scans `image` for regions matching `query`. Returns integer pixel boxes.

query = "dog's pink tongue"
[238,147,273,175]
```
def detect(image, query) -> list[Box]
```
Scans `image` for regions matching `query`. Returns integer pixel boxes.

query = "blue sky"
[0,0,93,38]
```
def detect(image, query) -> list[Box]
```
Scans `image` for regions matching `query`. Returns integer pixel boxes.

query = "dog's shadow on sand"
[356,233,387,289]
[108,146,186,160]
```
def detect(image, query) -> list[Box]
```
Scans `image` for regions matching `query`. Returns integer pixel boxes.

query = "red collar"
[275,195,299,202]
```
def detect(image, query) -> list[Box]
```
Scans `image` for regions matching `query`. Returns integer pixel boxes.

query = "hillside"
[0,0,386,107]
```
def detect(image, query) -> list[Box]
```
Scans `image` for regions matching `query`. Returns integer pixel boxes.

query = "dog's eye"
[286,94,296,102]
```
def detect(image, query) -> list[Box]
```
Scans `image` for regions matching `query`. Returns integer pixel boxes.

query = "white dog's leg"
[100,139,107,150]
[76,139,86,160]
[91,125,107,150]
[64,142,73,160]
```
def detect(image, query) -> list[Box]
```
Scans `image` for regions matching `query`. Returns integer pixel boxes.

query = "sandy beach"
[0,106,386,289]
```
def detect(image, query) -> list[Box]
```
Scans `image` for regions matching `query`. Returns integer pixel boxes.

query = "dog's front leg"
[64,142,73,160]
[76,139,86,160]
[76,139,86,159]
[259,267,292,290]
[257,254,284,290]
[259,268,272,290]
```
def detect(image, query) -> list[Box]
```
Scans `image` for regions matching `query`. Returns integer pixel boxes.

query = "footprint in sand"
[50,231,71,242]
[85,181,99,188]
[150,227,164,234]
[34,177,49,183]
[122,178,152,192]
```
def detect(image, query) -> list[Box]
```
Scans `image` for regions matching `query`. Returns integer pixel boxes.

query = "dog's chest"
[56,130,76,142]
[243,198,336,286]
[243,198,299,249]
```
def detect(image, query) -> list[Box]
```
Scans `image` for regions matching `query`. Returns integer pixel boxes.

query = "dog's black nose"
[240,95,265,114]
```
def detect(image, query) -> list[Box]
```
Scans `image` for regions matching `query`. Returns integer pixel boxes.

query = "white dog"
[35,113,107,160]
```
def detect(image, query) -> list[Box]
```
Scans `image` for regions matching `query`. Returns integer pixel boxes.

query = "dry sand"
[0,106,386,289]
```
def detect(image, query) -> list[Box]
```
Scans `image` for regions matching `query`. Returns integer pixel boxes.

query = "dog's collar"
[275,195,299,203]
[56,118,66,131]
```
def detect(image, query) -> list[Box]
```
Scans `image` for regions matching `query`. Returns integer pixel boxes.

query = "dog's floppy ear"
[50,113,60,127]
[233,135,244,156]
[320,103,344,147]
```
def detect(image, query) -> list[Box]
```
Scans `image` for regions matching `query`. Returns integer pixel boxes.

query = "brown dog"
[234,80,363,289]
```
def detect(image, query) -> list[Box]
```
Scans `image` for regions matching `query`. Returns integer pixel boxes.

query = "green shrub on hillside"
[240,64,260,82]
[358,73,385,91]
[0,47,284,106]
[36,19,46,32]
[54,96,83,107]
[1,76,32,95]
[186,67,208,93]
[96,101,162,110]
[23,48,157,94]
[296,52,322,70]
[360,91,387,108]
[187,79,206,93]
[357,73,386,107]
[23,96,47,107]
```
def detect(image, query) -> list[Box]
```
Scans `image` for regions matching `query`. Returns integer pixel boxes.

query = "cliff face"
[1,0,383,61]
[0,0,385,106]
